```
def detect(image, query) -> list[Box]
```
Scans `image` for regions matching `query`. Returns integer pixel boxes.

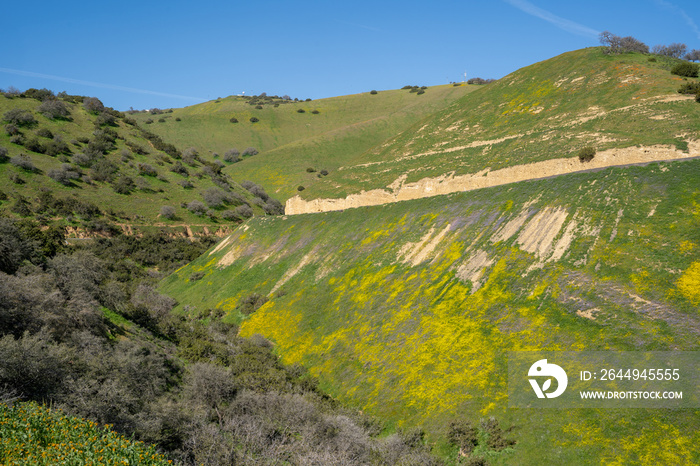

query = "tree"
[599,31,648,54]
[685,49,700,62]
[652,43,687,58]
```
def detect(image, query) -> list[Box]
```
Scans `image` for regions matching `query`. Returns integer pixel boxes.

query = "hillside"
[285,47,700,211]
[161,48,700,464]
[163,157,700,464]
[128,84,478,200]
[0,92,280,237]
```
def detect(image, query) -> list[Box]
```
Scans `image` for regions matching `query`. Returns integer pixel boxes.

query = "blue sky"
[1,0,699,110]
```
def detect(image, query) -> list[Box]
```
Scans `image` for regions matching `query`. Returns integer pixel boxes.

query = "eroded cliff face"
[64,224,236,239]
[286,142,700,215]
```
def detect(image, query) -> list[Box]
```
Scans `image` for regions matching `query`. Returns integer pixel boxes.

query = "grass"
[128,85,478,200]
[0,95,271,233]
[0,401,171,465]
[161,156,700,464]
[291,47,700,200]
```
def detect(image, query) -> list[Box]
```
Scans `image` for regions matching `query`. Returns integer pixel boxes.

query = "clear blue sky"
[2,0,698,110]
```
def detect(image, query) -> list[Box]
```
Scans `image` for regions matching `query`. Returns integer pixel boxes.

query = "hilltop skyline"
[2,0,699,110]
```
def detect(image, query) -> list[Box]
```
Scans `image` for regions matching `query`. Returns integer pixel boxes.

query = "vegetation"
[599,31,649,54]
[126,83,476,201]
[671,62,699,78]
[577,146,596,162]
[0,90,284,235]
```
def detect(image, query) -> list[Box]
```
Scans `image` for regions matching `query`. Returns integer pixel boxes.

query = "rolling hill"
[161,47,700,464]
[283,47,700,211]
[128,84,478,200]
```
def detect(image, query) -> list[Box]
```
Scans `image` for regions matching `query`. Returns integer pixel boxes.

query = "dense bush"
[202,187,230,208]
[249,116,259,123]
[36,127,53,139]
[229,117,238,123]
[297,185,305,191]
[0,146,7,163]
[3,108,36,127]
[223,148,240,163]
[10,154,37,172]
[48,165,81,186]
[138,163,159,177]
[83,97,105,114]
[38,99,70,120]
[678,82,700,95]
[187,200,207,215]
[23,138,45,154]
[169,161,189,176]
[235,204,253,218]
[297,108,305,113]
[468,77,495,85]
[112,175,135,194]
[242,147,258,157]
[671,62,699,78]
[370,90,378,94]
[578,146,596,162]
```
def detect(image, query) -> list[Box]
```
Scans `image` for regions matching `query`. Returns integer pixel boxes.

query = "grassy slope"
[129,85,478,200]
[297,47,700,199]
[162,156,700,464]
[0,96,268,232]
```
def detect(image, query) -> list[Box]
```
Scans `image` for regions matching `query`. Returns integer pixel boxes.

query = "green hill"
[161,48,700,464]
[287,47,700,207]
[128,84,478,200]
[0,92,279,237]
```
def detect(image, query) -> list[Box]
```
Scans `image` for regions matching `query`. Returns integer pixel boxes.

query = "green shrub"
[229,117,238,123]
[10,154,37,172]
[297,108,306,113]
[0,402,171,465]
[238,293,269,315]
[160,205,176,219]
[311,109,320,114]
[24,138,45,153]
[678,82,700,94]
[370,90,378,94]
[448,420,479,454]
[297,185,305,191]
[36,127,53,138]
[306,167,316,173]
[671,62,699,78]
[249,116,259,123]
[38,99,70,120]
[577,146,596,162]
[3,108,36,127]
